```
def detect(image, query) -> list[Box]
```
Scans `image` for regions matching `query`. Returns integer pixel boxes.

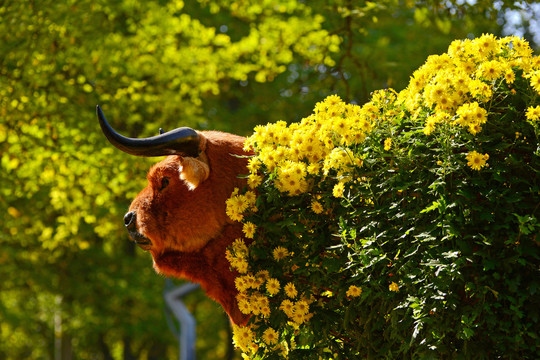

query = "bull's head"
[97,106,251,324]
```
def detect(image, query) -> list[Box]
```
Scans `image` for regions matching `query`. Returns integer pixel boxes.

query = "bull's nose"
[124,211,136,229]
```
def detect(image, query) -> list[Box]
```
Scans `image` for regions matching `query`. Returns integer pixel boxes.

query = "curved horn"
[97,105,200,157]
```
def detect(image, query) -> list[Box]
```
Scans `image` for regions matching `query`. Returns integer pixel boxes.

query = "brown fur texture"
[153,224,250,325]
[127,131,251,324]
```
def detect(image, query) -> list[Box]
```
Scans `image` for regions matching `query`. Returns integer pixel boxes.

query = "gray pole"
[164,282,200,360]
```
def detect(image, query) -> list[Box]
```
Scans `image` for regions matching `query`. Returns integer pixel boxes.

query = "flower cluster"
[400,34,539,136]
[230,274,316,354]
[225,188,257,222]
[243,94,369,195]
[228,35,539,359]
[225,238,250,274]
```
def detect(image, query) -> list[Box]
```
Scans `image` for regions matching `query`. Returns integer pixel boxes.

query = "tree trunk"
[99,334,115,360]
[123,336,137,360]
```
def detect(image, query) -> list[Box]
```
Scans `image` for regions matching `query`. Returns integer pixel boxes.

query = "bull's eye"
[159,177,170,191]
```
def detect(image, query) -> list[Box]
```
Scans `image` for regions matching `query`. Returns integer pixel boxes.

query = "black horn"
[97,105,200,157]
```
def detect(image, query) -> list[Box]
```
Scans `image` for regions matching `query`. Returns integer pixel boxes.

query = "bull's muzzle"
[124,211,152,249]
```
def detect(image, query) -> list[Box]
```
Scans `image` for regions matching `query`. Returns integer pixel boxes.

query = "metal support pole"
[164,281,200,360]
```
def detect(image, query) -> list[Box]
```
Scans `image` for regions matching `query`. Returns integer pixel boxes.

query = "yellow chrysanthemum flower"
[294,300,310,315]
[259,305,271,317]
[389,282,399,292]
[529,71,540,94]
[232,238,249,257]
[280,299,295,317]
[262,327,279,346]
[346,285,362,297]
[238,298,252,315]
[284,282,298,298]
[232,325,255,352]
[323,147,356,176]
[226,190,250,222]
[275,160,309,196]
[247,173,262,189]
[253,294,269,311]
[246,157,260,173]
[526,105,540,121]
[272,246,289,261]
[242,221,257,239]
[384,137,392,151]
[454,102,487,133]
[227,239,250,274]
[504,69,516,84]
[325,94,343,107]
[311,200,324,214]
[473,33,500,57]
[266,278,281,296]
[466,151,489,171]
[477,60,505,81]
[424,82,449,108]
[235,259,248,274]
[307,162,321,175]
[332,182,345,198]
[246,274,261,289]
[228,256,248,274]
[292,311,308,325]
[235,277,250,292]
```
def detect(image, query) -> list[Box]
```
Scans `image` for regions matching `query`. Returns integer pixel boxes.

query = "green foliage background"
[1,1,538,359]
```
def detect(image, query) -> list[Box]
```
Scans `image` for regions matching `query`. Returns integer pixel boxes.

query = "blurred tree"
[0,0,537,359]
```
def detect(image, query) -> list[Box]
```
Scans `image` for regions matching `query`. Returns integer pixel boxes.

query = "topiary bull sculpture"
[98,34,539,359]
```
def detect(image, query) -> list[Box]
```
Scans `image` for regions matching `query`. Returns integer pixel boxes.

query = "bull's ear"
[179,151,210,190]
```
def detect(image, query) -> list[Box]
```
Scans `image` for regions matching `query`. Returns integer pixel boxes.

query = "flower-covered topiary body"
[227,35,539,359]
